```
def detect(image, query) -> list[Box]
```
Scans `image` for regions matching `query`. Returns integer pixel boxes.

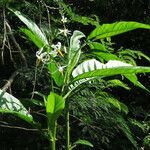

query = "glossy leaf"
[67,31,85,76]
[72,59,132,78]
[46,92,65,126]
[69,30,85,61]
[0,89,33,123]
[21,28,46,48]
[73,66,150,81]
[10,9,48,48]
[71,59,150,91]
[88,21,150,40]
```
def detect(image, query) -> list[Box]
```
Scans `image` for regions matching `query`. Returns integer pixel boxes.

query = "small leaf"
[88,21,150,40]
[0,89,33,123]
[74,139,93,147]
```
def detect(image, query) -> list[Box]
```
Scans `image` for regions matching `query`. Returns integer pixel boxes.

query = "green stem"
[52,122,57,150]
[48,121,57,150]
[66,100,71,150]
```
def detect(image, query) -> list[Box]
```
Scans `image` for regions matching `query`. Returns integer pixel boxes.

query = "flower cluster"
[36,42,67,64]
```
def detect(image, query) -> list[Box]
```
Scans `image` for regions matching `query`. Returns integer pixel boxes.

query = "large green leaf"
[46,92,65,128]
[48,60,64,87]
[71,59,150,91]
[10,9,48,48]
[73,66,150,81]
[0,89,33,123]
[66,30,85,81]
[69,30,85,60]
[88,21,150,40]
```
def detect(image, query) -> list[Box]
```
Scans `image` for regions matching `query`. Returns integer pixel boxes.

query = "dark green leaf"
[74,139,93,147]
[0,89,33,123]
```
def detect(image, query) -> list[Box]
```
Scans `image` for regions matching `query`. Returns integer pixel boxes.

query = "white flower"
[61,15,67,23]
[51,42,62,57]
[58,65,67,74]
[36,48,50,63]
[51,42,61,50]
[58,29,71,37]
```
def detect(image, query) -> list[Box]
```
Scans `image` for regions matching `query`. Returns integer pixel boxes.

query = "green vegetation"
[0,0,150,149]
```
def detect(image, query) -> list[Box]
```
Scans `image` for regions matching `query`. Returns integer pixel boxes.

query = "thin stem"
[47,120,57,150]
[66,100,71,150]
[52,122,57,150]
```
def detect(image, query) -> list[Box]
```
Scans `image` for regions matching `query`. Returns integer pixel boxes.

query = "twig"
[2,70,19,91]
[5,21,28,68]
[0,124,47,132]
[1,7,7,64]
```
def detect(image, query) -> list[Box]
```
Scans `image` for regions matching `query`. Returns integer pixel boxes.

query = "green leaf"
[88,42,106,51]
[88,21,150,40]
[46,92,65,127]
[108,79,130,90]
[10,9,48,48]
[66,30,85,80]
[69,30,85,61]
[21,98,45,107]
[74,139,93,147]
[71,59,150,92]
[106,98,129,114]
[93,51,120,61]
[125,74,150,92]
[48,60,64,87]
[21,28,46,48]
[73,66,150,81]
[0,89,33,123]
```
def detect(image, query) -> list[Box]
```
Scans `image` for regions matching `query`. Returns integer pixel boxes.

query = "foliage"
[0,1,150,150]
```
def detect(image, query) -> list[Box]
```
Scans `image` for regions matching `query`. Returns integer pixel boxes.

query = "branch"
[2,70,19,91]
[0,124,47,132]
[5,21,28,68]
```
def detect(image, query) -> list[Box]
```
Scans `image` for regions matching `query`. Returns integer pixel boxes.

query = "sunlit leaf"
[46,92,65,128]
[10,9,48,48]
[71,59,150,91]
[88,21,150,40]
[21,28,45,48]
